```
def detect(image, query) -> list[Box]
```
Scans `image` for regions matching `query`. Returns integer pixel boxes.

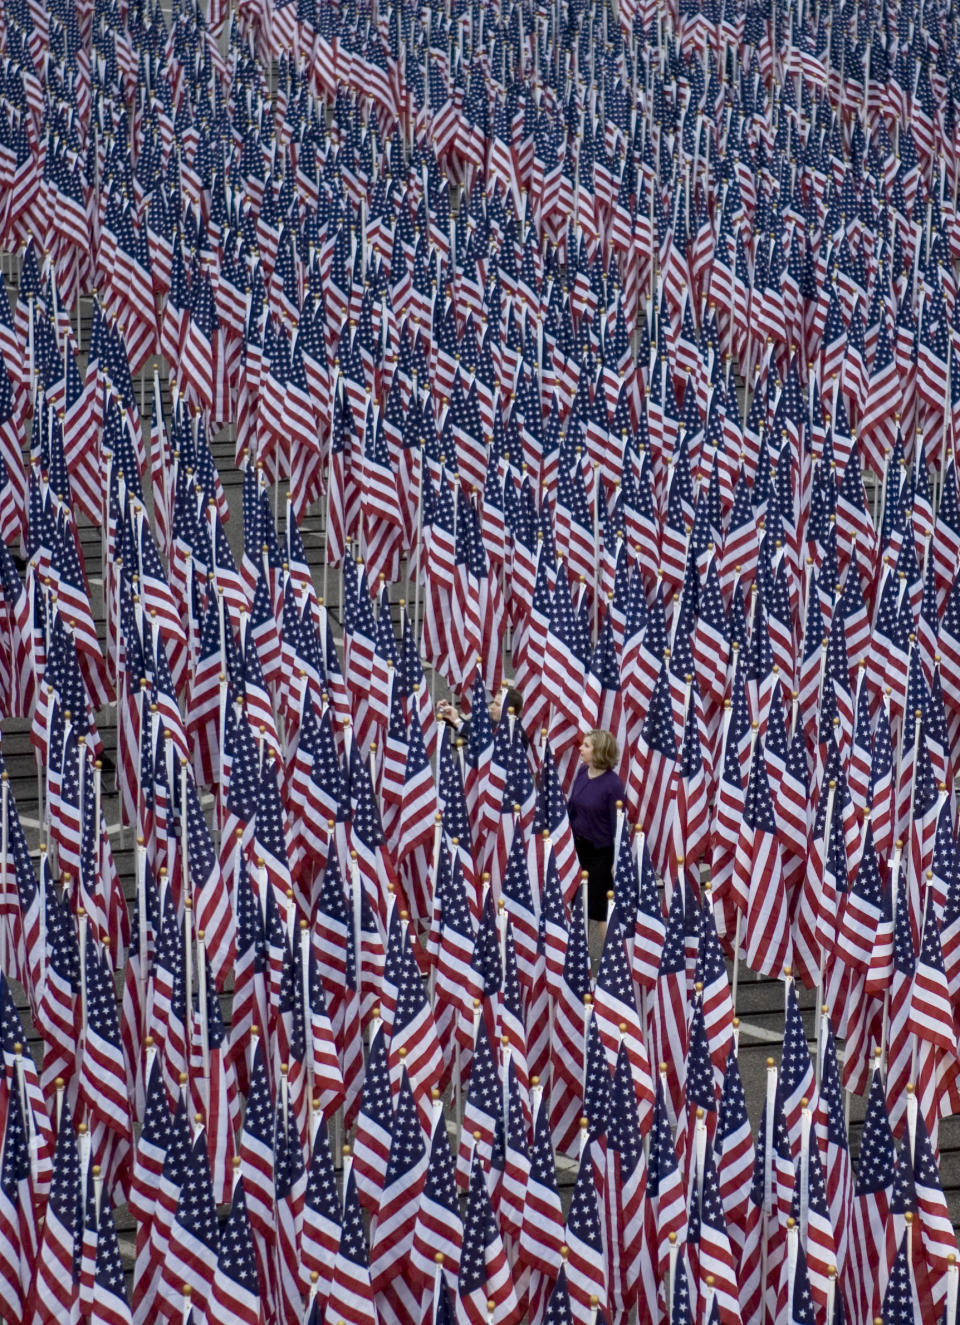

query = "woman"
[568,729,625,937]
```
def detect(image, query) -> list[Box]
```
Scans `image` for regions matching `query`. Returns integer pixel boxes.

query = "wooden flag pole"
[945,1256,958,1325]
[880,846,902,1073]
[814,780,837,1050]
[760,1057,778,1303]
[414,435,424,642]
[198,921,210,1086]
[665,1232,679,1314]
[78,906,88,1037]
[0,772,7,980]
[184,894,194,1090]
[77,1116,90,1215]
[350,847,363,1014]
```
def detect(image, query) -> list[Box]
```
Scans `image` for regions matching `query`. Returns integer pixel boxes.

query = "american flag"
[351,1020,394,1210]
[533,744,582,907]
[228,854,269,1101]
[646,1077,686,1290]
[78,927,132,1154]
[31,1094,82,1324]
[550,883,590,1152]
[498,1058,532,1254]
[91,1196,134,1325]
[238,1037,277,1296]
[272,1094,307,1325]
[522,1090,565,1318]
[457,1013,502,1190]
[582,1012,612,1145]
[603,1042,646,1316]
[734,733,790,979]
[430,848,480,1086]
[786,1241,818,1325]
[815,1017,854,1284]
[184,771,236,988]
[880,1230,922,1324]
[383,913,443,1115]
[544,1264,576,1325]
[411,1098,463,1292]
[696,900,735,1081]
[633,834,666,992]
[627,664,678,877]
[911,903,960,1143]
[912,1109,957,1308]
[779,982,816,1157]
[839,822,892,979]
[301,1116,341,1315]
[327,1168,379,1325]
[563,1143,606,1325]
[501,829,539,999]
[306,941,345,1121]
[368,1067,428,1304]
[850,1067,899,1325]
[163,1129,220,1317]
[800,1120,838,1317]
[655,886,689,1123]
[129,1051,169,1314]
[457,1145,522,1325]
[150,1102,197,1319]
[670,683,710,880]
[887,883,918,1134]
[697,1141,744,1325]
[593,926,654,1130]
[714,1049,756,1313]
[210,1175,263,1325]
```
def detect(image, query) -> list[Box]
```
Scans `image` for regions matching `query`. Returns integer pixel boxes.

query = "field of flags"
[5,0,960,1314]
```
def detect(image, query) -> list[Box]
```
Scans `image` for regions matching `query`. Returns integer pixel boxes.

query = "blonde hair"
[587,729,618,771]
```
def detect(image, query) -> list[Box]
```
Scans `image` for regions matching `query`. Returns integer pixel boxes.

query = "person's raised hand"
[437,700,459,726]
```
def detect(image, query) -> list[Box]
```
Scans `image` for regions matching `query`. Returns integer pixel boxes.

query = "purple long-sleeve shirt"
[567,766,624,848]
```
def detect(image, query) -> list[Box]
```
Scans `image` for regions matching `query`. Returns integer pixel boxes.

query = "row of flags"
[3,0,960,1319]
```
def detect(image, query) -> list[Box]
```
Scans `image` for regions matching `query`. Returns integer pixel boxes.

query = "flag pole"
[76,730,86,894]
[350,848,363,1016]
[943,354,954,491]
[0,772,7,979]
[197,924,210,1086]
[825,1267,837,1325]
[501,1040,512,1149]
[799,1096,811,1244]
[93,753,103,881]
[184,894,194,1088]
[905,1210,916,1298]
[432,1251,446,1323]
[814,780,837,1050]
[731,721,761,1014]
[54,1074,65,1133]
[78,906,88,1036]
[413,437,424,643]
[880,845,901,1073]
[13,1039,36,1180]
[760,1057,777,1301]
[27,294,35,414]
[945,1256,958,1325]
[136,832,148,996]
[593,461,601,642]
[666,1231,678,1315]
[786,1219,798,1313]
[321,436,332,616]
